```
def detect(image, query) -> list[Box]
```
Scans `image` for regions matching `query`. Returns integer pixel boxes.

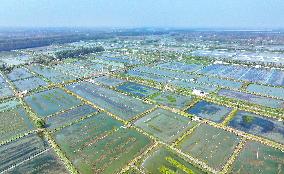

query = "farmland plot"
[196,76,243,89]
[29,65,75,83]
[24,88,82,117]
[218,89,284,109]
[141,147,206,174]
[5,149,69,174]
[186,101,232,123]
[170,79,217,93]
[0,133,49,173]
[117,82,159,98]
[148,91,193,109]
[229,111,284,144]
[46,104,98,130]
[231,141,284,174]
[247,84,284,100]
[6,68,33,81]
[13,76,47,91]
[127,70,170,83]
[54,113,152,174]
[93,76,125,87]
[134,66,198,81]
[66,82,153,120]
[156,62,203,73]
[0,75,13,98]
[0,100,34,142]
[176,124,240,171]
[135,108,197,143]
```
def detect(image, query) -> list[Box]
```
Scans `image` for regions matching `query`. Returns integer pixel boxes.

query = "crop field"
[5,149,69,174]
[229,111,284,144]
[24,88,82,117]
[0,133,49,173]
[247,83,284,100]
[117,82,160,98]
[135,108,197,143]
[13,76,47,91]
[141,147,206,174]
[54,113,152,174]
[93,76,125,87]
[66,82,153,120]
[6,67,33,81]
[176,124,241,171]
[148,91,193,109]
[218,89,284,109]
[231,141,284,174]
[0,100,34,142]
[29,64,76,83]
[186,100,232,123]
[46,104,98,130]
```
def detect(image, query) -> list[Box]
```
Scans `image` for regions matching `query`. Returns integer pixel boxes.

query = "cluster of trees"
[55,46,105,60]
[0,63,14,73]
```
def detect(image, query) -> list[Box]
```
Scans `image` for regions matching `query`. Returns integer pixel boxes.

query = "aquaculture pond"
[141,147,206,174]
[231,141,284,174]
[135,66,198,81]
[199,64,284,86]
[157,62,203,73]
[67,82,153,120]
[148,91,193,109]
[53,63,96,78]
[196,76,243,89]
[6,68,33,81]
[0,75,13,98]
[0,133,50,173]
[93,76,125,87]
[218,89,284,109]
[127,70,170,83]
[228,111,284,144]
[135,108,197,143]
[29,65,75,83]
[0,101,34,143]
[54,113,152,174]
[247,83,284,100]
[13,76,47,91]
[5,149,69,174]
[24,88,82,117]
[46,104,98,130]
[170,79,217,93]
[176,124,240,171]
[117,82,159,98]
[186,100,232,123]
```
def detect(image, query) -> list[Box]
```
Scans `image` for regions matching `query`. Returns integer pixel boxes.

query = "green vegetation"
[35,118,46,128]
[55,46,105,60]
[243,115,254,123]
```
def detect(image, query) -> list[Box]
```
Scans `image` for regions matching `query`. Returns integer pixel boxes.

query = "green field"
[54,113,152,174]
[176,124,241,171]
[24,88,82,117]
[141,147,206,174]
[135,108,197,143]
[231,141,284,174]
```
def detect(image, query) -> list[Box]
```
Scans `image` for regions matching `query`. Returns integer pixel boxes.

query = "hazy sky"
[0,0,283,29]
